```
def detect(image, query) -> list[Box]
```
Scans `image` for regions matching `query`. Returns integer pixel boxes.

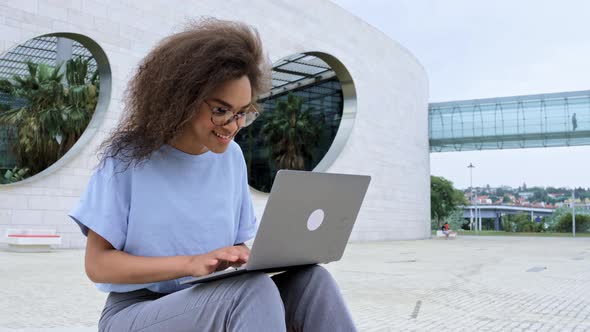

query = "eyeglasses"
[204,100,260,127]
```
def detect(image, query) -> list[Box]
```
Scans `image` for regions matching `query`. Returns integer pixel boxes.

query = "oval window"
[235,52,356,193]
[0,35,107,184]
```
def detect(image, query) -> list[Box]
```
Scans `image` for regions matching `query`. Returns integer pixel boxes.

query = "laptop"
[181,169,371,285]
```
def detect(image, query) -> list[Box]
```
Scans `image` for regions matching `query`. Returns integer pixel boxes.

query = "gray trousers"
[99,265,357,331]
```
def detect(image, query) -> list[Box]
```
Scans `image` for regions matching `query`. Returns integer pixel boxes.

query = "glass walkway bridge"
[429,90,590,152]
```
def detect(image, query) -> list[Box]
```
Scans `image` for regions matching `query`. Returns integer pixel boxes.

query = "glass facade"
[429,90,590,152]
[0,36,96,81]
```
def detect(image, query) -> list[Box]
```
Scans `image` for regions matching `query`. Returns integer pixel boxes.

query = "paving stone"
[1,236,590,331]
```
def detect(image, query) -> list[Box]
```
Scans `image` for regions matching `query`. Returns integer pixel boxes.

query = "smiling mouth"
[213,131,232,140]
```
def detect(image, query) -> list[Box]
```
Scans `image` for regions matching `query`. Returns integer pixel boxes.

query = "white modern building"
[0,0,430,248]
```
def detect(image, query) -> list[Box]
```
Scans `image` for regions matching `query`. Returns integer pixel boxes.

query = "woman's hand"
[187,245,250,277]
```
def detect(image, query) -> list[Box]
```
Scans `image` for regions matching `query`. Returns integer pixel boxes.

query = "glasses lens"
[243,112,259,127]
[209,104,259,127]
[211,108,231,126]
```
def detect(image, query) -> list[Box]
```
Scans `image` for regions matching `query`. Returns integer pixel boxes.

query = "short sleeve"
[69,157,131,250]
[234,155,257,245]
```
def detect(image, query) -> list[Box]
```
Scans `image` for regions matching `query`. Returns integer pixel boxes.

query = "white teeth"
[213,131,231,139]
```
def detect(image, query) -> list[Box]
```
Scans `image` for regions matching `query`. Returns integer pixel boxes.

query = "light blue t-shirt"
[69,142,258,293]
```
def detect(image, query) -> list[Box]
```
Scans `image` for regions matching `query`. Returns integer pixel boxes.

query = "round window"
[235,52,356,193]
[0,34,110,184]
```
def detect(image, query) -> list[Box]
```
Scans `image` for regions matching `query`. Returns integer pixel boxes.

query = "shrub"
[431,208,464,231]
[502,213,544,232]
[555,213,590,233]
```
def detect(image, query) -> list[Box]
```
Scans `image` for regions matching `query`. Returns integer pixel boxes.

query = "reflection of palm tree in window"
[572,112,577,131]
[262,93,325,170]
[0,57,99,179]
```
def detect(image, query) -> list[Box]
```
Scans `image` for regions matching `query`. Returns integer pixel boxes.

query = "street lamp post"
[479,201,482,231]
[468,163,477,233]
[572,188,576,237]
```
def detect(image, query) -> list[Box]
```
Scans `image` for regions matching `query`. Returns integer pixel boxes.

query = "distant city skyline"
[330,0,590,189]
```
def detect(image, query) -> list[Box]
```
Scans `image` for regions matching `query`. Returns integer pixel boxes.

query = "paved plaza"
[1,236,590,331]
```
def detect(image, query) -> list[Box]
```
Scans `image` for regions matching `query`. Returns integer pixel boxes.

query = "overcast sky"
[330,0,590,189]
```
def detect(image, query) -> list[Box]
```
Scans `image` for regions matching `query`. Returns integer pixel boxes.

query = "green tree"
[0,57,99,177]
[555,213,590,233]
[430,175,467,230]
[261,93,324,170]
[532,191,544,202]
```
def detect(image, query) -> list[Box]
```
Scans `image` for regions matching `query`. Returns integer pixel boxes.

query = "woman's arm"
[85,230,250,284]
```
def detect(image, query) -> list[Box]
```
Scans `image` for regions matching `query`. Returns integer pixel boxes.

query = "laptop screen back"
[246,170,371,270]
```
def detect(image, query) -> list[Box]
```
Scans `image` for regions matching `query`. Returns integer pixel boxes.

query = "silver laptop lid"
[246,170,371,270]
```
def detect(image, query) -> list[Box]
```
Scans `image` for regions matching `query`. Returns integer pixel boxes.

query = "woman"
[70,18,357,331]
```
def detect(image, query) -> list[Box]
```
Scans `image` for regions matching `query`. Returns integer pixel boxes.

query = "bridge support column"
[495,213,501,231]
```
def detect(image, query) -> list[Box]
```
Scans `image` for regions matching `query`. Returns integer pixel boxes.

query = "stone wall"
[0,0,430,247]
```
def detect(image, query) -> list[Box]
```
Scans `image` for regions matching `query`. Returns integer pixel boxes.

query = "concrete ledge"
[435,230,456,239]
[2,229,62,252]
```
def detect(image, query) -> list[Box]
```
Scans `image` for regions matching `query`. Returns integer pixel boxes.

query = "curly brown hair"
[100,18,271,166]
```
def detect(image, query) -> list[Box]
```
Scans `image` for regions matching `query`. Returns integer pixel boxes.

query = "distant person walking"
[572,112,578,131]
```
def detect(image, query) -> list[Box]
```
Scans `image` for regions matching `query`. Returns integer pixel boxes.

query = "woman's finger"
[215,251,239,262]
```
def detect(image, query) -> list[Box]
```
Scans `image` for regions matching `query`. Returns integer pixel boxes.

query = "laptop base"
[181,264,317,285]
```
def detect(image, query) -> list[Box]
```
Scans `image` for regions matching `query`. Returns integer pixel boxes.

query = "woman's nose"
[223,117,241,132]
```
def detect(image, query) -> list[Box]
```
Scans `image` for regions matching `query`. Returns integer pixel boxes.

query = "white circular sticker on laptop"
[307,209,325,231]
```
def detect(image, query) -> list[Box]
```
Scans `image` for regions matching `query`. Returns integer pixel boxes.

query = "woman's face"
[178,75,253,154]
